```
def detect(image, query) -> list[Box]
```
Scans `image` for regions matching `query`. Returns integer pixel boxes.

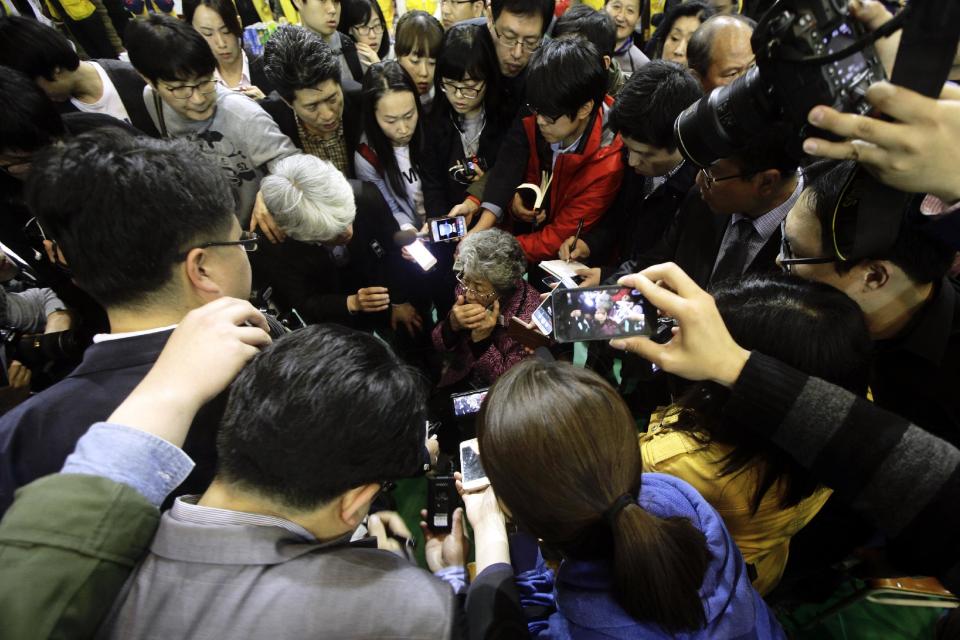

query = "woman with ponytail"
[463,359,784,638]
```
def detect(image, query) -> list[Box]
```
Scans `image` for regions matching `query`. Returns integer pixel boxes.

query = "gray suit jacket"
[101,506,456,639]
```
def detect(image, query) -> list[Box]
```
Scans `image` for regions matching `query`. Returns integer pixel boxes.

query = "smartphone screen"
[459,437,489,491]
[531,297,553,335]
[406,239,438,271]
[430,216,466,243]
[451,388,489,416]
[551,285,656,343]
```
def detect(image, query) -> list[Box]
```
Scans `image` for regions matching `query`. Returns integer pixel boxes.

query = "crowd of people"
[0,0,959,637]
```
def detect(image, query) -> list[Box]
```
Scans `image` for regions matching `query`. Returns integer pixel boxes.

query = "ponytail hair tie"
[602,493,635,526]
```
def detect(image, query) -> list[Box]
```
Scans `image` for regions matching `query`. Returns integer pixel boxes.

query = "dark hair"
[362,60,424,197]
[24,131,236,308]
[217,324,427,511]
[729,122,798,179]
[805,160,956,283]
[490,0,555,35]
[686,13,755,78]
[648,0,714,61]
[0,16,80,81]
[0,67,65,153]
[552,4,617,58]
[670,273,873,512]
[395,10,444,58]
[339,0,391,59]
[263,25,341,102]
[433,23,502,124]
[479,360,711,633]
[525,38,607,121]
[125,14,217,84]
[610,59,702,150]
[182,0,243,39]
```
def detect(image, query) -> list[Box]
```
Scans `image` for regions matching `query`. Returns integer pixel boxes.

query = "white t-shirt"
[70,62,131,124]
[395,145,426,227]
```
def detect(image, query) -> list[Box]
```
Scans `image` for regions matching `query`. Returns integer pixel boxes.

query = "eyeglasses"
[353,22,384,36]
[699,167,749,190]
[162,78,218,100]
[456,272,498,302]
[525,103,562,125]
[177,231,259,260]
[441,80,485,99]
[442,0,478,5]
[777,220,839,272]
[492,25,542,53]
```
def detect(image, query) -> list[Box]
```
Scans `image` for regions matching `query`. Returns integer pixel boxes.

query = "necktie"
[711,218,757,285]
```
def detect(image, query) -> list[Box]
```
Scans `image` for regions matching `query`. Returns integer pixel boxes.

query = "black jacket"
[55,59,160,137]
[249,181,410,324]
[261,88,363,177]
[421,107,509,219]
[585,160,699,279]
[606,186,785,287]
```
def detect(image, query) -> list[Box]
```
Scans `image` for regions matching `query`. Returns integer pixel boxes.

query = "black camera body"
[674,0,886,166]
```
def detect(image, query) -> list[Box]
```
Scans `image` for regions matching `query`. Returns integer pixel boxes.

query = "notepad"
[540,259,588,281]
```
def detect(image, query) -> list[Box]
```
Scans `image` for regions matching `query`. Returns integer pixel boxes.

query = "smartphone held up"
[551,285,657,343]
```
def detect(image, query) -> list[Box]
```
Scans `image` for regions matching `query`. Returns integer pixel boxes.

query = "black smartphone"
[451,388,489,417]
[429,216,467,243]
[426,475,460,533]
[551,285,657,343]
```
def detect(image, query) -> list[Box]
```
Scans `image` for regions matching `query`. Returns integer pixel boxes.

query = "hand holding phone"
[459,438,490,492]
[429,216,467,242]
[551,285,656,343]
[405,239,438,271]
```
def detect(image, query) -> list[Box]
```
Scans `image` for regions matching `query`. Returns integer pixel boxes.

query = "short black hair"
[525,38,607,121]
[0,16,80,81]
[217,324,427,511]
[339,0,391,59]
[552,4,617,58]
[686,13,755,78]
[182,0,244,39]
[125,14,217,84]
[0,67,65,153]
[804,160,956,283]
[395,10,444,58]
[490,0,555,36]
[728,123,798,179]
[263,25,341,103]
[610,59,702,150]
[24,131,236,308]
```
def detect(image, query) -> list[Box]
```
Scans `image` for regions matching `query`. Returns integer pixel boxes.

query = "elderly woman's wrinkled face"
[461,273,499,307]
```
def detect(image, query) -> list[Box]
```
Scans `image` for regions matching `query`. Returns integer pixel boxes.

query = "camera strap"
[839,0,960,259]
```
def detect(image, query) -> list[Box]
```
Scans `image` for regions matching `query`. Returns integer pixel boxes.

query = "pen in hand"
[567,217,585,263]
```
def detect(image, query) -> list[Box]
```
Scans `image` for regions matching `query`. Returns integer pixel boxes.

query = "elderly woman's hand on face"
[470,300,499,343]
[450,295,490,331]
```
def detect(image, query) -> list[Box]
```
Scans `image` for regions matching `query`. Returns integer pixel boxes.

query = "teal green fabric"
[0,474,159,640]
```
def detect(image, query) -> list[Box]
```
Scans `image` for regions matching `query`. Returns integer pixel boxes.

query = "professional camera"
[674,0,887,166]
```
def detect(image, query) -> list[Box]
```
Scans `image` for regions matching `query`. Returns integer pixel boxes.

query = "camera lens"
[673,67,776,167]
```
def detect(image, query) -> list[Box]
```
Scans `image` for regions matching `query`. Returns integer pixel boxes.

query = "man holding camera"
[0,131,254,516]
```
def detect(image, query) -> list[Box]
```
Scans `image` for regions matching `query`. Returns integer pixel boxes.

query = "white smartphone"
[531,296,553,335]
[459,437,490,492]
[406,239,438,271]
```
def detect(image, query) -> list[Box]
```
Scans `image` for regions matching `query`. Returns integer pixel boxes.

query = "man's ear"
[184,248,223,296]
[753,168,781,195]
[43,239,68,266]
[291,0,303,12]
[137,71,158,90]
[862,261,890,291]
[485,6,495,30]
[339,483,381,528]
[576,100,595,122]
[602,54,612,70]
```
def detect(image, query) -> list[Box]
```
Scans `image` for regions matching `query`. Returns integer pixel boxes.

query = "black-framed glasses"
[777,220,839,272]
[492,25,542,53]
[442,0,479,5]
[456,272,498,302]
[352,22,384,35]
[525,103,562,125]
[699,167,750,190]
[177,231,259,261]
[441,80,486,99]
[162,78,218,100]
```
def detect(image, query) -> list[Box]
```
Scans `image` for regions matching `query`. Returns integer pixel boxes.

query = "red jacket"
[514,96,624,262]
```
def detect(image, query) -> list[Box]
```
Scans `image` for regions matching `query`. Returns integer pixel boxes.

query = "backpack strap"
[357,142,382,176]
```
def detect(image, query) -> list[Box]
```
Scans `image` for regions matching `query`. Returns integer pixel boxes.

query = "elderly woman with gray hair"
[432,229,541,387]
[252,154,417,330]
